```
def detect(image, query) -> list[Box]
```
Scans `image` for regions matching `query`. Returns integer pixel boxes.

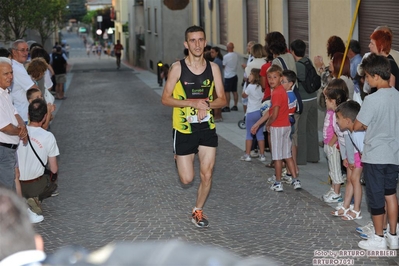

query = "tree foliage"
[0,0,69,43]
[31,0,69,45]
[0,0,36,41]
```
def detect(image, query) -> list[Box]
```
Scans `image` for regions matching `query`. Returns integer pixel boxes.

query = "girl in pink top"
[322,79,348,203]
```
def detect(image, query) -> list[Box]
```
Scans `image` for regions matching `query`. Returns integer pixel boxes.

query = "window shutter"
[246,0,258,43]
[359,0,399,56]
[288,0,309,55]
[219,0,228,45]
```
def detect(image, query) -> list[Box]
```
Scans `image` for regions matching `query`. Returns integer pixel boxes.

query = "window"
[154,8,158,34]
[219,0,228,45]
[288,0,309,55]
[246,0,258,43]
[199,0,205,30]
[147,7,151,32]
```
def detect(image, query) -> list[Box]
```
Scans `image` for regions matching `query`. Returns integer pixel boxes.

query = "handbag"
[27,135,58,182]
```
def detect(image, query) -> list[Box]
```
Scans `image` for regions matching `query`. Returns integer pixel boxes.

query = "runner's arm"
[209,62,227,109]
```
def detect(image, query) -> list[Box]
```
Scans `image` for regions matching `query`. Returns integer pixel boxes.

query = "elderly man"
[222,42,239,112]
[0,57,27,189]
[10,39,39,123]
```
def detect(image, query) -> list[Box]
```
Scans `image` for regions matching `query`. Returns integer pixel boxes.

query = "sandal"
[342,210,362,220]
[331,206,349,217]
[266,161,275,168]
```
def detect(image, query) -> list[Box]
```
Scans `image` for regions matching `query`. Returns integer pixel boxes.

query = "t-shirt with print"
[356,87,399,164]
[172,59,215,134]
[270,85,290,127]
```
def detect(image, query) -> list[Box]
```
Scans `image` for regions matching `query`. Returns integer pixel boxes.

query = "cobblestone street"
[33,32,399,265]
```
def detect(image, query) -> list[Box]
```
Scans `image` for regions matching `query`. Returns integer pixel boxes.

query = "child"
[26,88,54,131]
[281,70,299,179]
[355,54,399,250]
[322,79,348,203]
[333,100,365,221]
[263,65,301,191]
[240,68,266,162]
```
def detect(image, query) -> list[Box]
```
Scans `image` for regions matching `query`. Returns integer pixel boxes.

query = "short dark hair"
[282,70,297,84]
[290,39,306,57]
[185,25,206,41]
[30,47,51,64]
[265,31,287,56]
[26,88,41,101]
[349,40,361,54]
[0,47,11,58]
[335,100,361,122]
[324,78,348,105]
[211,46,223,60]
[360,53,391,80]
[29,98,47,123]
[327,36,345,59]
[0,188,36,260]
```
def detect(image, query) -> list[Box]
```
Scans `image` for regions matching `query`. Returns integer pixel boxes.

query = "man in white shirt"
[10,39,39,123]
[222,42,239,112]
[18,99,59,218]
[0,58,27,189]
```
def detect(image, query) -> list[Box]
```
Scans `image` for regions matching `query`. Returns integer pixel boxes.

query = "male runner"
[161,25,226,227]
[113,40,124,69]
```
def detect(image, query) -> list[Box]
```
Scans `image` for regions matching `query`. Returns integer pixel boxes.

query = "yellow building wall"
[309,0,354,62]
[268,0,285,33]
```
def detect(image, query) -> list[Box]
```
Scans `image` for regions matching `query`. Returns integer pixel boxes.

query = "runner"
[161,25,226,228]
[113,40,124,69]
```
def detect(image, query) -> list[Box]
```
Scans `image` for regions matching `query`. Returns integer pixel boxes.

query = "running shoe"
[292,179,302,190]
[192,209,209,228]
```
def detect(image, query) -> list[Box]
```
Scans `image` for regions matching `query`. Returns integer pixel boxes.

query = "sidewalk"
[128,61,371,228]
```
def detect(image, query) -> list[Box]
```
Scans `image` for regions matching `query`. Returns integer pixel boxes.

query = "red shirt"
[260,62,272,100]
[270,85,290,127]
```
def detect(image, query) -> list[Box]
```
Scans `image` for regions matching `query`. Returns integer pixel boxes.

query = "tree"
[0,0,36,41]
[30,0,69,45]
[66,0,87,22]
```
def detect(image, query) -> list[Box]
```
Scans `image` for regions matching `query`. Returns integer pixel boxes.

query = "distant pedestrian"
[113,40,124,69]
[51,46,67,100]
[222,42,239,112]
[161,25,226,228]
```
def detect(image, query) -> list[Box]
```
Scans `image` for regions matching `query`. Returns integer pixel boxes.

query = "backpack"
[297,58,321,94]
[276,57,303,114]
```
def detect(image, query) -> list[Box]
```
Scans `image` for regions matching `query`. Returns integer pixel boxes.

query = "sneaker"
[259,154,266,162]
[281,175,293,184]
[27,197,42,215]
[267,175,276,183]
[51,190,59,197]
[323,192,343,203]
[270,182,283,192]
[358,234,387,250]
[322,188,334,200]
[250,150,259,158]
[356,221,374,234]
[231,106,238,111]
[27,208,44,224]
[292,179,302,190]
[221,107,230,112]
[240,154,251,162]
[385,232,399,249]
[191,209,209,228]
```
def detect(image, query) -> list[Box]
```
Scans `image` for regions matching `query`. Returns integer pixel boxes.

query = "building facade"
[124,0,399,75]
